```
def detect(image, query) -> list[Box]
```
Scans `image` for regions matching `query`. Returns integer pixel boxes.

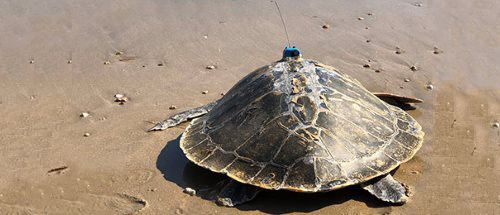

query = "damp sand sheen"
[1,1,500,214]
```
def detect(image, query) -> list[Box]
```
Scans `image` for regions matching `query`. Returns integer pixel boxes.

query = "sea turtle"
[151,47,424,206]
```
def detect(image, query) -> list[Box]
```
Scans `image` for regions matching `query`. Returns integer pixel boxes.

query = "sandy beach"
[1,0,499,214]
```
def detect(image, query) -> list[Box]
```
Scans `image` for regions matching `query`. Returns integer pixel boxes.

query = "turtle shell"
[180,59,424,192]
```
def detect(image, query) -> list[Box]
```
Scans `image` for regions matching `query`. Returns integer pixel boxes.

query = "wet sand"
[1,0,499,214]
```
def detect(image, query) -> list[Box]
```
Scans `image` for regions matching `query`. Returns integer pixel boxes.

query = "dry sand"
[1,0,499,214]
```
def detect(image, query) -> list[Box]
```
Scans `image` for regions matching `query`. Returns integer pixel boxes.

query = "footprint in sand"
[43,193,147,214]
[86,193,147,214]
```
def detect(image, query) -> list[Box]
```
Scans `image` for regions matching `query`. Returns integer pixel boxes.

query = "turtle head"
[282,46,302,60]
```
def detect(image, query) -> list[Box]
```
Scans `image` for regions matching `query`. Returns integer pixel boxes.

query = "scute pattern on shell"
[180,60,424,192]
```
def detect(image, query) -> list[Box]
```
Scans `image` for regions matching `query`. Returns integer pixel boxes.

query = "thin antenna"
[274,1,291,47]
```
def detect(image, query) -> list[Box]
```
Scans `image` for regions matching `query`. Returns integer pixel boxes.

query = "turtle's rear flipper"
[149,101,217,131]
[360,174,408,204]
[215,179,262,207]
[373,93,423,110]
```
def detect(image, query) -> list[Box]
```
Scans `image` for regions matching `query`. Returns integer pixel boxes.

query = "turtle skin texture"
[180,59,424,192]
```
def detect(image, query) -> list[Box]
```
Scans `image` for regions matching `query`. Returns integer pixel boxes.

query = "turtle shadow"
[156,136,227,190]
[156,136,393,214]
[237,187,392,214]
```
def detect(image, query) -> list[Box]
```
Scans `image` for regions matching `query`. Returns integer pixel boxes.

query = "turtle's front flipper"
[149,101,217,131]
[360,174,408,204]
[215,179,262,207]
[373,93,423,110]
